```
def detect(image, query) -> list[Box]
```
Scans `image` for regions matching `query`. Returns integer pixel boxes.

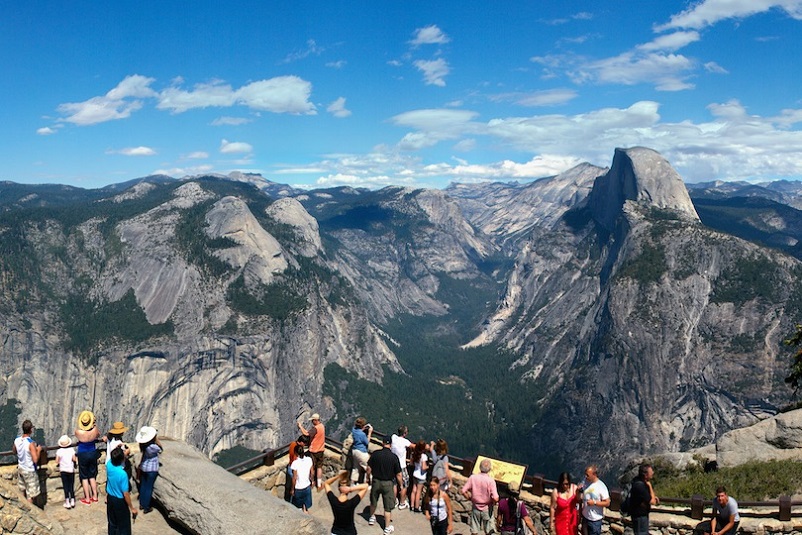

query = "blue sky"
[3,1,802,190]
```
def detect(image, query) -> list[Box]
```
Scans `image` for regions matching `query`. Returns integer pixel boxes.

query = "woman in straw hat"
[55,435,77,508]
[74,410,101,505]
[136,426,162,514]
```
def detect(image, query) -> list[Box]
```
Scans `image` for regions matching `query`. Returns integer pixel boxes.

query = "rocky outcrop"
[265,197,322,257]
[589,147,700,231]
[156,439,327,535]
[716,408,802,467]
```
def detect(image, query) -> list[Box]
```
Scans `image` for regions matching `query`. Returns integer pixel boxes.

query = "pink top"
[463,473,498,511]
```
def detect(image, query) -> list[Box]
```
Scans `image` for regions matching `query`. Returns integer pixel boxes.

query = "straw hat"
[135,426,157,443]
[309,413,320,421]
[57,435,72,448]
[77,410,96,431]
[108,422,129,435]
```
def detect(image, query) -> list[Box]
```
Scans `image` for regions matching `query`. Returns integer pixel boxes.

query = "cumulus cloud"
[409,25,451,46]
[220,139,253,154]
[57,74,156,125]
[36,126,57,135]
[392,109,480,149]
[158,76,316,114]
[569,51,697,91]
[413,58,450,86]
[327,97,352,118]
[656,0,802,31]
[107,146,157,156]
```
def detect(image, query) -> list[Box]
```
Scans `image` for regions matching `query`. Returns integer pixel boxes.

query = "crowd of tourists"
[288,414,743,535]
[12,412,162,535]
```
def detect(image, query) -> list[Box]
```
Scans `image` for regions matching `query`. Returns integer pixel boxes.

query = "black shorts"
[77,450,99,480]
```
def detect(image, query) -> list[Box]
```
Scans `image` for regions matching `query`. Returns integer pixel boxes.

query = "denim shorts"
[292,485,312,510]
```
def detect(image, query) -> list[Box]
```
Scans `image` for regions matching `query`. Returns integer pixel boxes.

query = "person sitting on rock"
[702,486,740,535]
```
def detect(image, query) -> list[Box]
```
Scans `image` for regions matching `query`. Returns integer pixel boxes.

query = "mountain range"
[2,146,802,475]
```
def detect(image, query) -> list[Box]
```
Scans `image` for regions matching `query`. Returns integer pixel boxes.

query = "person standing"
[390,425,412,510]
[497,481,536,535]
[106,446,137,535]
[424,476,454,535]
[350,417,372,484]
[580,465,610,535]
[367,435,403,535]
[56,435,77,508]
[12,419,42,504]
[630,463,659,535]
[461,458,499,535]
[324,470,369,535]
[298,412,326,489]
[550,472,578,535]
[290,444,314,512]
[135,426,162,514]
[75,410,101,505]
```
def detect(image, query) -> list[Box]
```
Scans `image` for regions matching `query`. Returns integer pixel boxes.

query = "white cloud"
[211,116,252,126]
[36,127,57,135]
[387,60,403,67]
[409,25,450,46]
[570,51,696,91]
[704,61,729,74]
[327,97,352,118]
[413,58,450,86]
[326,60,347,69]
[391,109,480,150]
[491,89,578,107]
[185,151,209,159]
[153,164,214,177]
[637,31,700,52]
[57,74,156,125]
[220,139,253,154]
[107,146,157,156]
[282,39,324,63]
[158,76,316,114]
[656,0,802,31]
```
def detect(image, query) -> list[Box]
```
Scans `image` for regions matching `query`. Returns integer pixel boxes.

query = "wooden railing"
[3,431,800,520]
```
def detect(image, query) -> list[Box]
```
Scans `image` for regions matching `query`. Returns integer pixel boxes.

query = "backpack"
[619,483,632,516]
[432,454,448,481]
[514,499,527,535]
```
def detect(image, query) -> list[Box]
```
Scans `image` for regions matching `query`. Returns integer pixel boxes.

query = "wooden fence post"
[531,475,545,497]
[462,457,475,477]
[610,489,622,512]
[263,449,276,467]
[780,495,791,521]
[691,494,704,520]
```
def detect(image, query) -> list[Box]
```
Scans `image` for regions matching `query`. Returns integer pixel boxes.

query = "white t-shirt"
[290,456,314,489]
[581,478,610,521]
[56,447,76,473]
[391,434,411,469]
[413,453,428,480]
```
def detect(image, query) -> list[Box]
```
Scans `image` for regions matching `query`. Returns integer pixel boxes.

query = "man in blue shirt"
[107,446,138,535]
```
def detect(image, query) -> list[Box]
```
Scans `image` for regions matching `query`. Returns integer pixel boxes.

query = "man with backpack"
[629,463,658,535]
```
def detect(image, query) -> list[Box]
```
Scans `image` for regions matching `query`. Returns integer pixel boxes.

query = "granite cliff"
[1,147,800,474]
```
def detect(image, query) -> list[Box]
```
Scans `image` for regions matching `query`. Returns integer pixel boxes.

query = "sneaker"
[63,500,70,509]
[398,500,409,509]
[80,498,91,506]
[368,515,376,526]
[70,498,75,508]
[384,526,395,534]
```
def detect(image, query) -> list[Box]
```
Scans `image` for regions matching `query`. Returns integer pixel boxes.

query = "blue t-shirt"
[106,460,129,499]
[351,427,369,453]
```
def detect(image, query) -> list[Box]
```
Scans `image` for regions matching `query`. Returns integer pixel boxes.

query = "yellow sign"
[471,455,528,487]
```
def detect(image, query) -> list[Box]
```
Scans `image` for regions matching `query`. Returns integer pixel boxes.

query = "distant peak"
[589,147,700,231]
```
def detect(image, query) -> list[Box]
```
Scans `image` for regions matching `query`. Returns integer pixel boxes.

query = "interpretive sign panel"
[471,454,527,488]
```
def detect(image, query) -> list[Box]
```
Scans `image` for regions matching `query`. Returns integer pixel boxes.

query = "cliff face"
[461,147,799,470]
[1,147,800,473]
[0,179,398,457]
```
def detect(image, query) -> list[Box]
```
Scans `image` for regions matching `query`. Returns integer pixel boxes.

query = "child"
[56,435,77,508]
